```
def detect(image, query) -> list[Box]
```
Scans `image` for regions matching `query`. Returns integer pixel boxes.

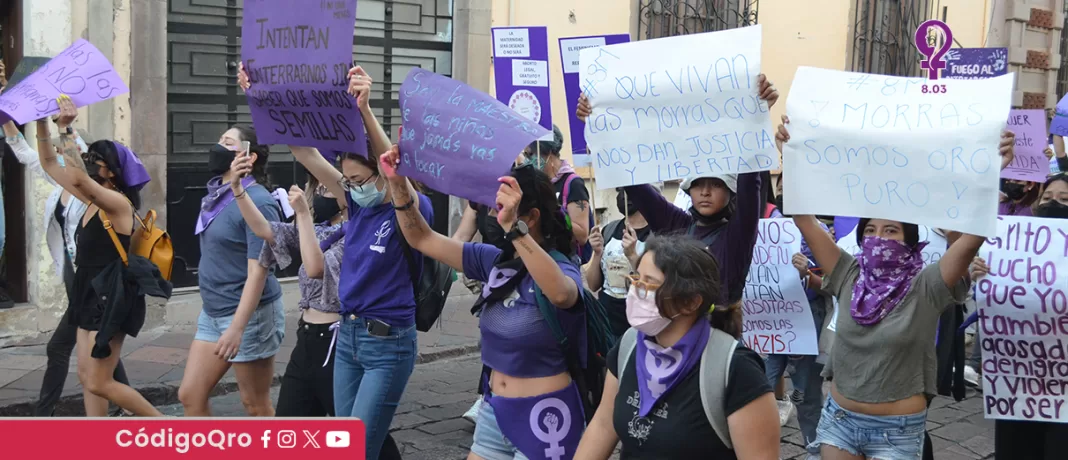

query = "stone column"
[129,0,169,228]
[448,0,493,237]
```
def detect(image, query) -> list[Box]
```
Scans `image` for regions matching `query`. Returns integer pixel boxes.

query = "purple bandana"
[195,175,256,235]
[851,237,928,326]
[111,142,151,190]
[634,320,710,417]
[485,382,585,460]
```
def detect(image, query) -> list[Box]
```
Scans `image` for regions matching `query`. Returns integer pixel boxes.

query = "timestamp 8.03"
[921,84,947,94]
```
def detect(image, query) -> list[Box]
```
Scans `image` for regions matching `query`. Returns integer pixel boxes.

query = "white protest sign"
[782,67,1013,237]
[975,216,1068,422]
[579,25,778,190]
[836,224,947,267]
[742,219,819,355]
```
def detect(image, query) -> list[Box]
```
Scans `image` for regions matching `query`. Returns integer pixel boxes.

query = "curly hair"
[640,235,741,337]
[511,164,574,256]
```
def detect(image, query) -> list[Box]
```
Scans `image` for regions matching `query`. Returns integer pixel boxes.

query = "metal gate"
[637,0,758,39]
[850,0,933,77]
[166,0,453,288]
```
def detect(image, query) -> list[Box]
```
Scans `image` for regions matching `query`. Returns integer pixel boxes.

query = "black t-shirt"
[554,173,590,207]
[606,339,771,460]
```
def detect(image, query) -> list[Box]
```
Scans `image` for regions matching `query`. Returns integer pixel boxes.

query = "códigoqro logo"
[0,418,365,460]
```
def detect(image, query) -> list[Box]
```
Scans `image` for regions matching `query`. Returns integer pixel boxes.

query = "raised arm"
[380,146,464,271]
[625,184,692,232]
[776,116,842,274]
[288,186,326,279]
[229,154,276,244]
[451,203,478,242]
[348,66,390,163]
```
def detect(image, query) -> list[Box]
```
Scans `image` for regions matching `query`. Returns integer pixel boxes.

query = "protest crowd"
[2,8,1068,460]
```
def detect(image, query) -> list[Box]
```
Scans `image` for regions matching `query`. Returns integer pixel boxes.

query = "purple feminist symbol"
[644,347,683,398]
[530,398,571,460]
[481,267,519,298]
[915,20,953,80]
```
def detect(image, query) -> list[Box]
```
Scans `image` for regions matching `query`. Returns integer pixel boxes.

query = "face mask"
[348,177,385,208]
[1001,181,1026,201]
[208,144,237,175]
[626,286,674,336]
[616,192,637,216]
[1036,200,1068,219]
[312,195,341,224]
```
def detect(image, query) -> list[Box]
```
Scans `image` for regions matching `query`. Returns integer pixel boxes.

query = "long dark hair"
[512,164,573,256]
[232,126,271,188]
[641,235,741,337]
[87,140,142,210]
[855,218,920,247]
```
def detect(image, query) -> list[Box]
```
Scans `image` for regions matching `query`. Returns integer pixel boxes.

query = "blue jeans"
[334,315,417,460]
[766,354,824,455]
[0,166,6,257]
[813,396,926,459]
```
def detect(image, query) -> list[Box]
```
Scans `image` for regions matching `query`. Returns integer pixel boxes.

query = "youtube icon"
[326,431,350,448]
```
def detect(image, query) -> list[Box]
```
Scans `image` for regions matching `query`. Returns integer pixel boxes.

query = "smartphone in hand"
[241,141,251,157]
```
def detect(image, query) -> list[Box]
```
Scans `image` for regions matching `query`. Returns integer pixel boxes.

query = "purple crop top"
[462,242,586,378]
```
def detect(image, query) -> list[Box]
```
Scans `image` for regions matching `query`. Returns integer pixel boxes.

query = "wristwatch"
[505,220,528,241]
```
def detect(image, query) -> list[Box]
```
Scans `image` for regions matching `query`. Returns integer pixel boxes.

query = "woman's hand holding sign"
[495,176,522,232]
[237,62,251,92]
[380,144,403,183]
[347,66,373,111]
[999,130,1016,171]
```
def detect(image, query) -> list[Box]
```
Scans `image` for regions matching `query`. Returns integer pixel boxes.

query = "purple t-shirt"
[338,192,433,327]
[462,242,586,378]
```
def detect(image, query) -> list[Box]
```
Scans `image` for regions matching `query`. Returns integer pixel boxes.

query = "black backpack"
[395,216,456,332]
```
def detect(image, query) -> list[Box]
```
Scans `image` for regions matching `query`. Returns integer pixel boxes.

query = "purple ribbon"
[323,321,341,367]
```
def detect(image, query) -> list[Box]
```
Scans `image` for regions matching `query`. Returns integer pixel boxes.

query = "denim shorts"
[471,398,529,460]
[194,297,285,362]
[812,396,926,459]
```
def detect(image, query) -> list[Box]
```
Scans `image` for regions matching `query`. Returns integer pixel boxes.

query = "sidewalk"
[0,281,482,416]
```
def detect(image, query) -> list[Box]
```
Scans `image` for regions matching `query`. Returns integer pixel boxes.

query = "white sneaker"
[964,365,980,388]
[462,397,483,423]
[777,399,795,427]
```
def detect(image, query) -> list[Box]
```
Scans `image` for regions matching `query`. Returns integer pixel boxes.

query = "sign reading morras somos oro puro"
[578,25,778,190]
[781,66,1013,238]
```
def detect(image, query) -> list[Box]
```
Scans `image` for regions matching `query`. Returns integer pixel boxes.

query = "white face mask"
[626,286,674,336]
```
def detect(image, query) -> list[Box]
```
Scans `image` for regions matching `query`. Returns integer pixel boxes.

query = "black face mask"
[1000,180,1026,201]
[208,144,237,175]
[616,192,637,216]
[476,206,508,248]
[1036,200,1068,219]
[312,195,341,224]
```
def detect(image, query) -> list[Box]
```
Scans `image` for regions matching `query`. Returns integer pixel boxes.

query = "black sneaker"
[0,288,14,309]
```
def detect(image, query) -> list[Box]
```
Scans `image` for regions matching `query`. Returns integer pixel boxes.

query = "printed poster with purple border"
[943,48,1008,80]
[397,68,550,207]
[1051,94,1068,138]
[241,0,367,155]
[492,27,553,132]
[1004,109,1049,182]
[559,34,630,166]
[0,40,128,125]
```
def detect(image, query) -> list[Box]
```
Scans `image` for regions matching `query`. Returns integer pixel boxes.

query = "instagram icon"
[277,430,297,449]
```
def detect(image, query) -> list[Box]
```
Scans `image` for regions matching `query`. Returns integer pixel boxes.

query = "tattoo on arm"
[57,136,85,172]
[516,238,535,254]
[577,201,588,212]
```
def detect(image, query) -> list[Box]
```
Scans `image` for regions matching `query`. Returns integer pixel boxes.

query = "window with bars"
[850,0,933,77]
[636,0,759,40]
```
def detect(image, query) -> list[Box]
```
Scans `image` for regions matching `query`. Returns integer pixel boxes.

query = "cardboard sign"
[1003,109,1049,183]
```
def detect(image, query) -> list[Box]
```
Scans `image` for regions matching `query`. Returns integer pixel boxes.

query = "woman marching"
[776,115,1016,459]
[227,154,345,416]
[176,124,285,417]
[575,236,780,459]
[381,142,586,459]
[35,96,163,416]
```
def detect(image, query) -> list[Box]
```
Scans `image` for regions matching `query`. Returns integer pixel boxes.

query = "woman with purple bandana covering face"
[775,115,1017,460]
[575,236,780,459]
[33,95,162,416]
[380,143,587,460]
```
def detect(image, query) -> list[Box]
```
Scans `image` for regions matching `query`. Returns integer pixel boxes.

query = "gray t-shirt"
[821,247,968,403]
[198,184,283,317]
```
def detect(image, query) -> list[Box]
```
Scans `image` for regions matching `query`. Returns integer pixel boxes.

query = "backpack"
[616,326,740,449]
[395,216,457,332]
[533,250,618,422]
[561,174,595,265]
[101,208,174,280]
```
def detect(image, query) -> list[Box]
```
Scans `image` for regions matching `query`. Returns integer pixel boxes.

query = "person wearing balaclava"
[968,173,1068,460]
[576,74,779,306]
[587,188,652,337]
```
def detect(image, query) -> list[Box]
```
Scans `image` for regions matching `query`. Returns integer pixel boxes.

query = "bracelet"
[234,189,247,199]
[393,198,415,211]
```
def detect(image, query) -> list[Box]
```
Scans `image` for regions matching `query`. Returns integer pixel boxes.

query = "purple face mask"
[850,236,927,326]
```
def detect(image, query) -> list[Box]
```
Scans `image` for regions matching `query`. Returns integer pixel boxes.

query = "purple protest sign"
[0,40,128,125]
[241,0,367,155]
[943,48,1008,80]
[1051,94,1068,137]
[559,34,630,166]
[397,68,550,207]
[492,27,553,132]
[1003,109,1049,182]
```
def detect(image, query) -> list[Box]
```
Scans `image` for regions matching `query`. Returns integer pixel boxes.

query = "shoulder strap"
[562,173,577,204]
[532,250,577,348]
[604,219,623,243]
[616,327,639,389]
[700,328,739,450]
[98,210,129,266]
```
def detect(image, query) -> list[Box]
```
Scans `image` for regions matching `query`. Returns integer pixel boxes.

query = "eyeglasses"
[337,174,378,192]
[626,273,661,299]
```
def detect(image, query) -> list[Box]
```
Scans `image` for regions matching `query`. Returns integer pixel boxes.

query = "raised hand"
[576,94,591,122]
[379,144,402,181]
[288,185,309,216]
[53,94,78,130]
[229,152,253,192]
[622,224,638,259]
[969,256,989,281]
[758,74,779,109]
[237,62,251,92]
[347,66,373,111]
[791,253,810,276]
[496,176,523,232]
[999,130,1016,171]
[775,115,791,152]
[589,226,604,255]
